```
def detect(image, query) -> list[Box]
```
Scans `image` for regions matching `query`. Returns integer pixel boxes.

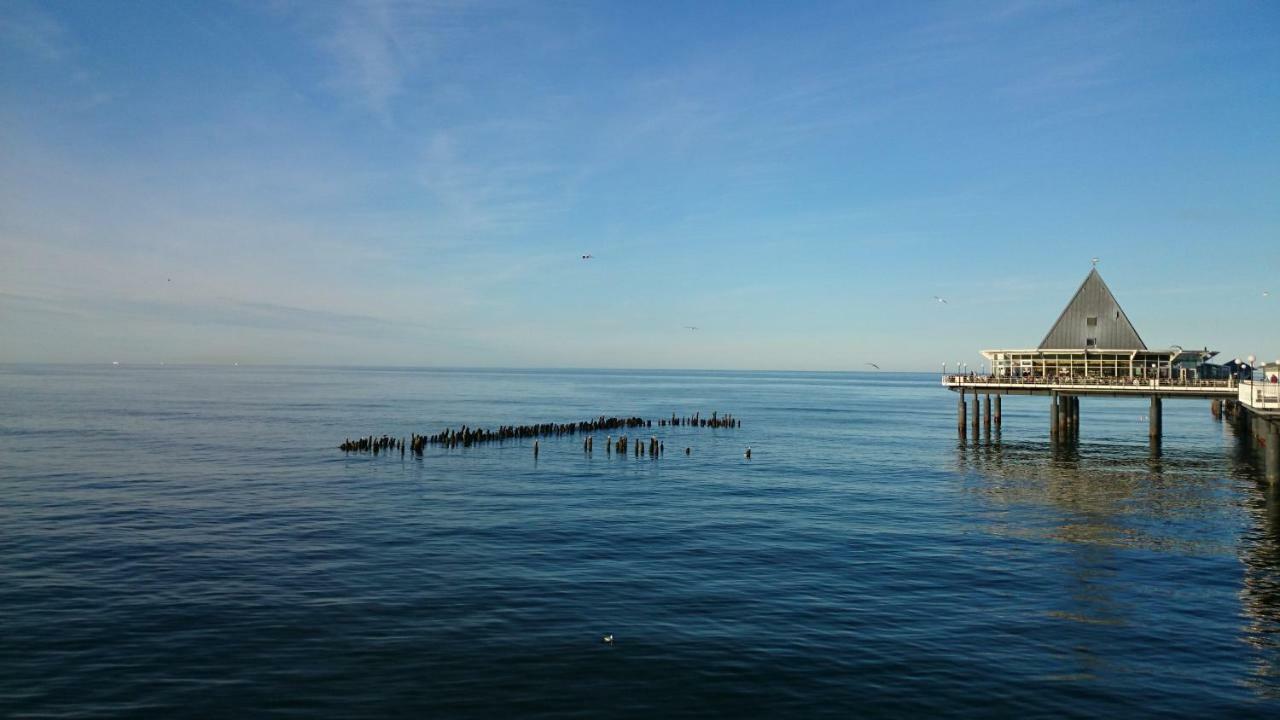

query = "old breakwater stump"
[338,412,743,457]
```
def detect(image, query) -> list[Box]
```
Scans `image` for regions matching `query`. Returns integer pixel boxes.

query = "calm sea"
[2,365,1278,718]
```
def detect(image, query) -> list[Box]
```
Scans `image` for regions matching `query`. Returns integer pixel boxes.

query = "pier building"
[981,268,1216,380]
[943,267,1280,481]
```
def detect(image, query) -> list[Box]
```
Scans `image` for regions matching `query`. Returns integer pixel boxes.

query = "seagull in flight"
[581,254,593,260]
[683,325,698,331]
[933,296,948,304]
[1264,290,1271,298]
[866,362,880,369]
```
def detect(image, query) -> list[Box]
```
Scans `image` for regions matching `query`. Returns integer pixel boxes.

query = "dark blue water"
[2,365,1278,718]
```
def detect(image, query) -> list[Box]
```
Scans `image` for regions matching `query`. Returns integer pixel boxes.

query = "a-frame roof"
[1039,268,1146,350]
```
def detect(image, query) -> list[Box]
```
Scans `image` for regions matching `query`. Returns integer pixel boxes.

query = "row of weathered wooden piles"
[340,412,740,455]
[425,415,652,449]
[658,411,739,428]
[339,435,407,456]
[590,435,666,457]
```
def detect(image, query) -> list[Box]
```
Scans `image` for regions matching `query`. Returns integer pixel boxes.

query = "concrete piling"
[1149,397,1162,441]
[1267,422,1279,483]
[971,389,980,434]
[958,394,967,434]
[994,395,1001,426]
[983,394,991,431]
[1050,392,1059,439]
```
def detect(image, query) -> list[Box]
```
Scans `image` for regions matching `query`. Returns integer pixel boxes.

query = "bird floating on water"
[744,447,752,459]
[602,634,614,644]
[581,254,593,260]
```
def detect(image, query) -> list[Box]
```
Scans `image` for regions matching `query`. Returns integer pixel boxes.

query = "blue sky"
[1,0,1276,370]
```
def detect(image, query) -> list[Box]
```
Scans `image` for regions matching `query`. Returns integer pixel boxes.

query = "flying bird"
[933,296,948,304]
[866,362,880,369]
[581,254,593,260]
[683,326,698,331]
[1264,290,1271,298]
[1091,257,1100,266]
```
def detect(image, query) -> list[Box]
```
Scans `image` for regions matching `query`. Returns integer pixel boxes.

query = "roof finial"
[1091,257,1100,267]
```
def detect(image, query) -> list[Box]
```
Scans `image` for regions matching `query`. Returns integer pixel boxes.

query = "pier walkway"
[943,374,1237,399]
[1239,380,1280,417]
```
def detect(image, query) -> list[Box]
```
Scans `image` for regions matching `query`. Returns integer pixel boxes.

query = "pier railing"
[942,374,1236,389]
[1240,381,1280,412]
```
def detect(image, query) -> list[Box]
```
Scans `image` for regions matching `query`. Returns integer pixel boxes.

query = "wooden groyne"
[339,412,741,456]
[658,411,739,428]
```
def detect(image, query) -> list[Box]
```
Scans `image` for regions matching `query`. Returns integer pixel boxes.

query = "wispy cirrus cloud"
[299,0,479,119]
[0,0,72,62]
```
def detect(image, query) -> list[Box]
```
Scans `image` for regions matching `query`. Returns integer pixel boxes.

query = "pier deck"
[942,375,1238,399]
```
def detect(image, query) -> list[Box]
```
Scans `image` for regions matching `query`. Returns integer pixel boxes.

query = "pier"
[944,267,1280,481]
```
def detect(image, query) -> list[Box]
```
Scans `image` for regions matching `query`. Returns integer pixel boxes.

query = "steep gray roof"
[1039,269,1146,349]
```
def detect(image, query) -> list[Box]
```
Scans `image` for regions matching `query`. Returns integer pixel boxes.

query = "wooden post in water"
[534,440,539,457]
[971,389,980,435]
[958,393,967,435]
[994,395,1002,426]
[983,394,991,431]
